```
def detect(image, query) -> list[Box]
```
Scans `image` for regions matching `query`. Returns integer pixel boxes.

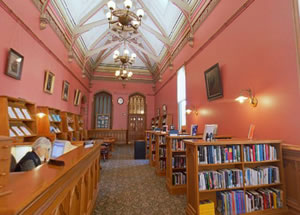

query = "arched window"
[93,91,112,129]
[177,66,186,131]
[129,94,145,114]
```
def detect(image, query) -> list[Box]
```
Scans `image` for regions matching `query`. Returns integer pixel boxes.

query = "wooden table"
[0,142,101,215]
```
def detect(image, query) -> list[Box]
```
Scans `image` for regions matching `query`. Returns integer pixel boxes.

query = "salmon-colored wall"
[155,0,300,145]
[88,80,155,129]
[0,1,90,125]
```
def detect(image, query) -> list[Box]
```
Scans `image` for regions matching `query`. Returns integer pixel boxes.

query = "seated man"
[15,137,51,172]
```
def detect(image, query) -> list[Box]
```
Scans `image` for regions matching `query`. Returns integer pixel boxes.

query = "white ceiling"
[52,0,201,78]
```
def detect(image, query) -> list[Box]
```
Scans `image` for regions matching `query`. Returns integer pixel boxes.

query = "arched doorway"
[128,93,146,144]
[93,91,113,129]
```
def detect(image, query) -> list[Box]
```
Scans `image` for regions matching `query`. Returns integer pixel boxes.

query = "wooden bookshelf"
[145,130,152,159]
[148,131,156,167]
[74,114,84,141]
[151,118,155,130]
[155,116,162,129]
[0,136,12,197]
[155,132,168,176]
[61,112,75,141]
[166,135,203,195]
[161,114,173,130]
[185,139,288,215]
[0,96,37,144]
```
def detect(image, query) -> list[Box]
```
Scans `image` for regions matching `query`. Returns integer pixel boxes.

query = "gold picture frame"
[74,89,81,106]
[44,71,55,94]
[62,80,70,101]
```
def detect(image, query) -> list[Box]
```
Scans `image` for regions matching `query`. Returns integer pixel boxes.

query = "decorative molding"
[155,0,256,95]
[92,76,154,84]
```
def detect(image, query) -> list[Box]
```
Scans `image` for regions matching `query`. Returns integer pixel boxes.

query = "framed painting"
[74,89,81,106]
[44,71,55,94]
[204,63,223,101]
[6,49,24,80]
[62,80,70,101]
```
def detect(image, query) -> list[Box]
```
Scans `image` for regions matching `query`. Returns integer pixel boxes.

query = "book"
[203,124,218,141]
[9,129,16,137]
[8,106,17,119]
[20,126,31,136]
[248,124,255,140]
[191,124,198,136]
[14,107,25,119]
[11,126,25,136]
[21,108,31,120]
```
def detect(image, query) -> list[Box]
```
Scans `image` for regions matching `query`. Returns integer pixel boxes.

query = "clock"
[117,97,124,105]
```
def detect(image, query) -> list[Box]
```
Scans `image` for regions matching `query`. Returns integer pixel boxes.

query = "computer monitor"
[51,141,65,158]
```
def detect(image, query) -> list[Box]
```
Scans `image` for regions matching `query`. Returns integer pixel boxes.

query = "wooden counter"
[0,142,101,215]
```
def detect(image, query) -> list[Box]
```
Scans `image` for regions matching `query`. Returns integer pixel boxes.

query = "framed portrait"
[204,63,223,101]
[62,81,70,101]
[74,89,81,106]
[44,71,55,94]
[6,49,24,80]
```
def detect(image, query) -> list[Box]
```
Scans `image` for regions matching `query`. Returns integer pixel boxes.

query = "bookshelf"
[155,132,168,176]
[0,96,37,144]
[155,116,162,129]
[148,131,156,167]
[61,112,75,141]
[145,130,152,159]
[36,106,62,141]
[161,114,173,130]
[151,118,155,130]
[74,114,84,141]
[184,139,287,215]
[166,135,203,195]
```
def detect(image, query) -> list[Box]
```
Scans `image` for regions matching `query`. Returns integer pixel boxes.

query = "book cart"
[166,135,203,195]
[155,132,168,176]
[61,112,75,141]
[0,96,38,144]
[185,139,287,215]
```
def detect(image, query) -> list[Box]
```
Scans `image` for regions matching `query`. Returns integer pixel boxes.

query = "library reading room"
[0,0,300,215]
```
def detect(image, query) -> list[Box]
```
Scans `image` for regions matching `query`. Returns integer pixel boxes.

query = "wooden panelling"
[88,129,128,144]
[0,142,101,215]
[283,144,300,215]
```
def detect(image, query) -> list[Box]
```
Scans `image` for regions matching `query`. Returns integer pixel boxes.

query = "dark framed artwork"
[6,49,24,80]
[44,71,55,94]
[204,63,223,101]
[62,80,70,101]
[74,89,81,106]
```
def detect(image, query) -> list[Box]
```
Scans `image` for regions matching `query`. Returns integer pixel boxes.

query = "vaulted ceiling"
[35,0,218,83]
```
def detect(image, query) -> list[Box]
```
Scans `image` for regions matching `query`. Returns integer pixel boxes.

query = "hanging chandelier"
[106,0,144,34]
[113,49,136,65]
[115,66,133,80]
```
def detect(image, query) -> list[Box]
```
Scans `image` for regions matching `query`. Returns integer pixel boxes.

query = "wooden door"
[128,94,146,144]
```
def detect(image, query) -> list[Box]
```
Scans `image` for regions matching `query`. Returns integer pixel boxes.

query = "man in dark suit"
[15,137,51,172]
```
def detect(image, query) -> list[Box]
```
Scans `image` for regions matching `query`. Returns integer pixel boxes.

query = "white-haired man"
[15,137,52,172]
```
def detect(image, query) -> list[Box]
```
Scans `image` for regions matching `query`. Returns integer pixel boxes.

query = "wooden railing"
[88,129,128,144]
[283,144,300,215]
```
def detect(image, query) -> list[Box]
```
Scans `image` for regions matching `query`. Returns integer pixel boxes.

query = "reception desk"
[0,142,101,215]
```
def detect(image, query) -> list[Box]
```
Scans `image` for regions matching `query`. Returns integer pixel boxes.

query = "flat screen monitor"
[51,141,65,158]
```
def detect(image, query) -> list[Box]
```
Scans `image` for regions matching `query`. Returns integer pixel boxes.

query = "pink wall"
[89,80,155,129]
[155,0,300,145]
[0,1,90,124]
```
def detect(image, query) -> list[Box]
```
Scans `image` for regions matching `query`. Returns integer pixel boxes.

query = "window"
[94,91,112,129]
[129,94,145,114]
[177,66,186,131]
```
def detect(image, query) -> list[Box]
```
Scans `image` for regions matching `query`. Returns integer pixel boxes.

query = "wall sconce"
[37,112,46,118]
[186,106,198,116]
[235,89,258,107]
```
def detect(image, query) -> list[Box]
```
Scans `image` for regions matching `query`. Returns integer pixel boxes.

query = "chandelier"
[113,49,136,65]
[106,0,144,34]
[115,66,133,80]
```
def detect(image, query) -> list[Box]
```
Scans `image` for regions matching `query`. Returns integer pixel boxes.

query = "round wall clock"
[117,97,124,105]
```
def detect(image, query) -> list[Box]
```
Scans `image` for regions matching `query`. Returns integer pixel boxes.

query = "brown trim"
[0,1,90,92]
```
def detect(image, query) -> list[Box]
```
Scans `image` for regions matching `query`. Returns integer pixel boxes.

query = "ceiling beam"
[132,31,156,56]
[128,44,153,74]
[93,43,121,69]
[136,0,168,38]
[87,40,122,57]
[41,0,51,14]
[139,24,170,46]
[78,0,109,26]
[89,29,110,50]
[169,0,191,14]
[130,42,160,62]
[74,19,108,36]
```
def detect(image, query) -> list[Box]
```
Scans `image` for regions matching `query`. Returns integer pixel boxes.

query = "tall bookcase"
[166,135,203,195]
[0,96,37,144]
[155,116,162,129]
[185,139,287,215]
[74,114,84,141]
[155,132,168,176]
[149,131,156,167]
[145,130,152,159]
[61,112,75,141]
[161,114,173,130]
[151,118,155,130]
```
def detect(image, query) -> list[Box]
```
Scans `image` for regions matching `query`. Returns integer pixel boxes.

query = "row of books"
[172,172,186,185]
[172,155,186,168]
[245,188,283,212]
[198,145,241,165]
[199,200,215,215]
[217,190,245,215]
[159,148,166,158]
[159,160,166,170]
[199,169,243,191]
[243,144,277,162]
[245,166,280,186]
[49,114,61,122]
[159,136,166,145]
[9,125,32,137]
[50,126,61,133]
[8,106,32,120]
[172,139,186,151]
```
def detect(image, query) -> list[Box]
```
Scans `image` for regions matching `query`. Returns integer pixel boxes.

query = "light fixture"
[186,105,198,116]
[235,89,258,107]
[37,112,46,118]
[113,46,136,66]
[115,67,133,80]
[106,0,144,34]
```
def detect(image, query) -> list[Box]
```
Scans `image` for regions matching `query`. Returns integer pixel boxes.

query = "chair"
[100,143,110,161]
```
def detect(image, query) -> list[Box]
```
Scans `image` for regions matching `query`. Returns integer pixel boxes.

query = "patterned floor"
[93,144,186,215]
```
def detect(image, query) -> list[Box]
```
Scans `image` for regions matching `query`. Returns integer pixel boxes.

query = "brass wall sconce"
[37,112,46,119]
[186,106,198,115]
[235,89,258,107]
